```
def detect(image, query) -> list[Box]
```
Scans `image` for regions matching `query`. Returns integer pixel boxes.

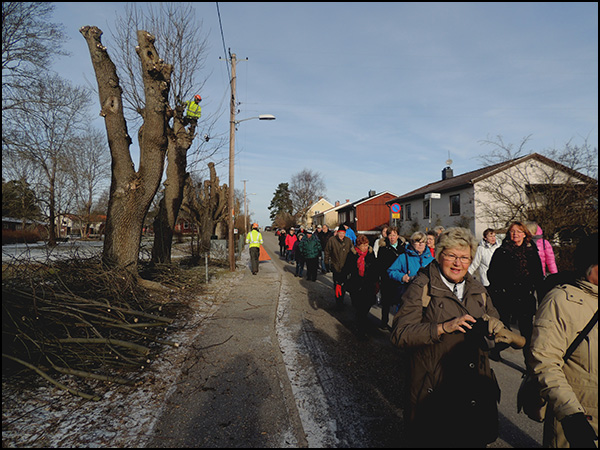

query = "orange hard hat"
[252,223,259,229]
[194,94,202,101]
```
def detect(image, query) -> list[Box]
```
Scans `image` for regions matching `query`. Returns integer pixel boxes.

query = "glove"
[335,284,342,298]
[494,328,526,349]
[483,314,505,335]
[561,413,598,448]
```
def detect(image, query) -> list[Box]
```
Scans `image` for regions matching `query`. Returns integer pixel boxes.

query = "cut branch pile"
[2,256,193,401]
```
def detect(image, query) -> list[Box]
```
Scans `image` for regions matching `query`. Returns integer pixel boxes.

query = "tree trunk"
[181,162,228,256]
[80,26,172,273]
[151,118,196,264]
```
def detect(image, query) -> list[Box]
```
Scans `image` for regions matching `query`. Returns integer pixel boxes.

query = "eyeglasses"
[509,230,525,235]
[441,252,471,265]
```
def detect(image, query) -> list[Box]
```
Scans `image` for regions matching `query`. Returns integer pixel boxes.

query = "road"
[264,232,543,448]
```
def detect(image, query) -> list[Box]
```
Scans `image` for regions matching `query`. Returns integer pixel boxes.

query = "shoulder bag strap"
[564,310,598,362]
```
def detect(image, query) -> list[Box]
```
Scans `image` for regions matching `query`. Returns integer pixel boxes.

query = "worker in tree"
[184,94,202,121]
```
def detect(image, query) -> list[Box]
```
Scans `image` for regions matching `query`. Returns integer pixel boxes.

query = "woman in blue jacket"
[387,231,434,308]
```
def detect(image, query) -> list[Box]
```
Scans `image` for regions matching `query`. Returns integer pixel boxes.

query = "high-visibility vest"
[185,100,202,119]
[246,229,263,248]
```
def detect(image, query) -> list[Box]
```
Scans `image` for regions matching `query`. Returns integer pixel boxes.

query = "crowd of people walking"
[264,221,597,448]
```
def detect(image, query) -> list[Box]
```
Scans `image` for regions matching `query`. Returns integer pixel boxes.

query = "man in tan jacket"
[529,233,598,448]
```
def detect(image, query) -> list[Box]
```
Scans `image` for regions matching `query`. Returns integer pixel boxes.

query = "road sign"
[391,203,401,213]
[425,193,441,199]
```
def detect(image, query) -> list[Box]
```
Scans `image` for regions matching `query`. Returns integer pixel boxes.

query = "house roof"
[339,191,398,209]
[313,200,352,217]
[308,197,334,211]
[386,152,595,204]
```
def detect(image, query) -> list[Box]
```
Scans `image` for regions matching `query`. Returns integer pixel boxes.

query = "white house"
[386,153,595,239]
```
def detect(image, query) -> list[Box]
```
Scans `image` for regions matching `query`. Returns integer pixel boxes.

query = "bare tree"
[63,128,111,237]
[2,2,67,112]
[477,136,598,240]
[289,169,326,224]
[180,162,228,258]
[2,75,91,245]
[80,25,171,279]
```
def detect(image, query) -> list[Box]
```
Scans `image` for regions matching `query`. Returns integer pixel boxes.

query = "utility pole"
[228,52,237,271]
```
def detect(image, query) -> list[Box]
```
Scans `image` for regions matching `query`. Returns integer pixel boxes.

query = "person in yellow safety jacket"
[246,223,264,275]
[185,94,202,120]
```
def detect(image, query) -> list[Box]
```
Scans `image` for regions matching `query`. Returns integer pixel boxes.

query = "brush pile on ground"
[2,256,202,401]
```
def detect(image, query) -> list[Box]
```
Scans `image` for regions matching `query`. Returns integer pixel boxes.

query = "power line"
[215,2,231,82]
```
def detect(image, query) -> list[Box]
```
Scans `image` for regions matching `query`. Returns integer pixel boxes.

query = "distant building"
[336,190,398,235]
[386,153,596,238]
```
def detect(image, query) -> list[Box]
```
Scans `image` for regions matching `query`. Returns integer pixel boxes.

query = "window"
[423,200,430,219]
[450,194,460,216]
[406,204,412,221]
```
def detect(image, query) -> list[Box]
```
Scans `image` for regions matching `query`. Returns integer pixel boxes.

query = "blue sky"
[52,2,598,227]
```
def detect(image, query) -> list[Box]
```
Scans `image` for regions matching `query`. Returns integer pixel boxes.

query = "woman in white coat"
[468,228,501,287]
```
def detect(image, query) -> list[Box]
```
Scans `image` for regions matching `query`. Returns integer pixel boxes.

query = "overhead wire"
[215,2,231,82]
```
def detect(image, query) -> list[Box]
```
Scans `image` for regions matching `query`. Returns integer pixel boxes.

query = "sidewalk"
[148,252,306,448]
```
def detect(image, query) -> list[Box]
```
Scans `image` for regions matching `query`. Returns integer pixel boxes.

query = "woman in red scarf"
[344,234,379,339]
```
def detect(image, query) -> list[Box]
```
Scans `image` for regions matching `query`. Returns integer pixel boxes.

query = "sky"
[51,2,598,227]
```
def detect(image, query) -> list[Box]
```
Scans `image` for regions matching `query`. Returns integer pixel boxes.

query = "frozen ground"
[2,250,245,448]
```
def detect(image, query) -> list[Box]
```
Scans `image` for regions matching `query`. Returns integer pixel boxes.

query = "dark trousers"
[249,247,260,273]
[295,258,305,276]
[305,258,319,281]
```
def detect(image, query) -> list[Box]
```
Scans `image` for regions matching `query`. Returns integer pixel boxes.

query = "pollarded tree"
[80,26,171,278]
[110,3,219,265]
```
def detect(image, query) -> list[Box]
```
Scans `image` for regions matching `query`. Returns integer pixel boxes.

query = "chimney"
[368,190,376,197]
[335,201,340,207]
[345,199,350,203]
[442,166,454,180]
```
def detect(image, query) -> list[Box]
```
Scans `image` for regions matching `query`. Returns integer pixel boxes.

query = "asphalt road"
[149,232,543,448]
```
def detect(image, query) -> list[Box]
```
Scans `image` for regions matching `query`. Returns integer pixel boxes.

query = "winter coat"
[387,244,434,284]
[391,261,501,447]
[468,237,502,286]
[324,235,353,273]
[487,239,543,305]
[376,238,407,306]
[528,280,598,448]
[531,225,558,277]
[344,226,357,245]
[292,239,304,263]
[278,232,287,247]
[299,235,322,259]
[285,233,297,251]
[317,229,333,250]
[344,245,378,307]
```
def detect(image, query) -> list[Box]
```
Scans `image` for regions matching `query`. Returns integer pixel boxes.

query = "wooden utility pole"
[228,52,237,271]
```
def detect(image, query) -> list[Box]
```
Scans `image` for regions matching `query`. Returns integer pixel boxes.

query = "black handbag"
[518,310,598,422]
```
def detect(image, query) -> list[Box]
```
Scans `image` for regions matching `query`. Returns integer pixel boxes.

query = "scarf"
[503,239,530,280]
[356,247,368,277]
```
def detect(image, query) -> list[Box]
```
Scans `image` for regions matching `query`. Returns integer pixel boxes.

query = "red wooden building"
[336,191,397,235]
